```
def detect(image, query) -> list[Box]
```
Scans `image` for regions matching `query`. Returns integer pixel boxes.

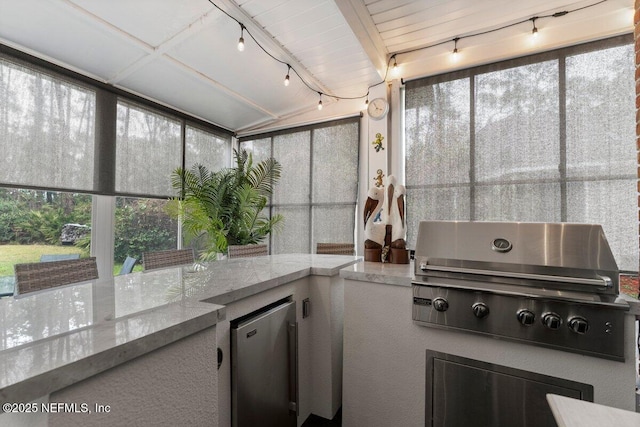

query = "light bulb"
[532,26,538,37]
[364,98,369,109]
[284,66,290,86]
[317,93,323,110]
[451,38,460,61]
[237,25,245,52]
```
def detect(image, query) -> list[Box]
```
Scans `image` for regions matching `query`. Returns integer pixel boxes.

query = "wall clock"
[367,97,389,120]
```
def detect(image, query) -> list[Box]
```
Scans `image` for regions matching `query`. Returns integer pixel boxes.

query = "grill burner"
[412,221,629,361]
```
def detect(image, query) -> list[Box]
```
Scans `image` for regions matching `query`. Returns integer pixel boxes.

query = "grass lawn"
[0,244,144,277]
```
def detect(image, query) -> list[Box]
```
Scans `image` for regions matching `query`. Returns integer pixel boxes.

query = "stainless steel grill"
[412,221,629,361]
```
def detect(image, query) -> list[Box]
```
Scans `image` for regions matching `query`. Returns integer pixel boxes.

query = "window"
[405,35,636,270]
[0,46,233,281]
[113,196,178,274]
[239,118,360,254]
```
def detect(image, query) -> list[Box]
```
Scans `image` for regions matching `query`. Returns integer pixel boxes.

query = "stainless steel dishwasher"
[231,298,298,427]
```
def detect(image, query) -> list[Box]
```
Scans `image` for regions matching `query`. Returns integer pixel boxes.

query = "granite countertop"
[340,261,640,315]
[547,394,640,427]
[0,254,360,405]
[339,261,413,286]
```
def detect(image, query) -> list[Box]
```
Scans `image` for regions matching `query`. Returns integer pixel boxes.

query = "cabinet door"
[427,351,593,427]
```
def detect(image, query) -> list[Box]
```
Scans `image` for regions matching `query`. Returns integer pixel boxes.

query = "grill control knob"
[568,316,589,334]
[432,297,449,312]
[472,302,490,319]
[542,313,562,330]
[517,309,536,326]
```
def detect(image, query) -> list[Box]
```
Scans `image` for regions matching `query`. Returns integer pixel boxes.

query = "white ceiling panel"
[117,56,267,131]
[68,0,214,47]
[167,15,317,114]
[0,0,147,80]
[0,0,634,133]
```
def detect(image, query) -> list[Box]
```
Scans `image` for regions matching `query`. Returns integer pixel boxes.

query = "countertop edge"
[340,261,414,287]
[547,393,640,427]
[0,301,223,406]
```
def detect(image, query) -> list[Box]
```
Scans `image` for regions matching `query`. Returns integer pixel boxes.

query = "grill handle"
[419,263,613,289]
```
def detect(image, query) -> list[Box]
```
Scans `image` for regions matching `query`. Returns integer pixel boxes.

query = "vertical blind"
[239,118,360,254]
[404,35,637,270]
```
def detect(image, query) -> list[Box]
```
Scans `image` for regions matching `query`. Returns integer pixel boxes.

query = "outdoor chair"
[40,253,80,262]
[14,257,98,295]
[142,248,195,271]
[227,244,268,258]
[316,242,355,255]
[119,256,138,275]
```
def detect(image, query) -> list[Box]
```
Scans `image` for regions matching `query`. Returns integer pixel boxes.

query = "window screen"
[405,35,637,270]
[0,56,95,191]
[115,101,181,197]
[239,118,360,254]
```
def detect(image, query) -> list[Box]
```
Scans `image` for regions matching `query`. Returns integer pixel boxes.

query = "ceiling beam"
[333,0,389,79]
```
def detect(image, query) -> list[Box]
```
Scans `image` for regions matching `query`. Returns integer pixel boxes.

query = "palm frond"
[248,157,282,196]
[168,148,284,255]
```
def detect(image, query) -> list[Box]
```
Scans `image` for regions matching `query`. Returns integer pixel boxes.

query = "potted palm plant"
[168,149,283,260]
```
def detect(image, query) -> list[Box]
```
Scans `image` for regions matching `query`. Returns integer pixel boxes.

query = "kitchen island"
[340,261,639,427]
[0,254,359,427]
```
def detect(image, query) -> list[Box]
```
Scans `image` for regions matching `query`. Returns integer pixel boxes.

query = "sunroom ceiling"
[0,0,633,135]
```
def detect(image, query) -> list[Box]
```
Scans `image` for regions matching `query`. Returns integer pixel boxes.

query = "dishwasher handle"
[288,321,299,416]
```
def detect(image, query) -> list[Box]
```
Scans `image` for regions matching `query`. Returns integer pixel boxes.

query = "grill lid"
[413,221,619,295]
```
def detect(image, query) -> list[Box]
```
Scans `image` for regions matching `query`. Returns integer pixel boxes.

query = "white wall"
[49,327,218,427]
